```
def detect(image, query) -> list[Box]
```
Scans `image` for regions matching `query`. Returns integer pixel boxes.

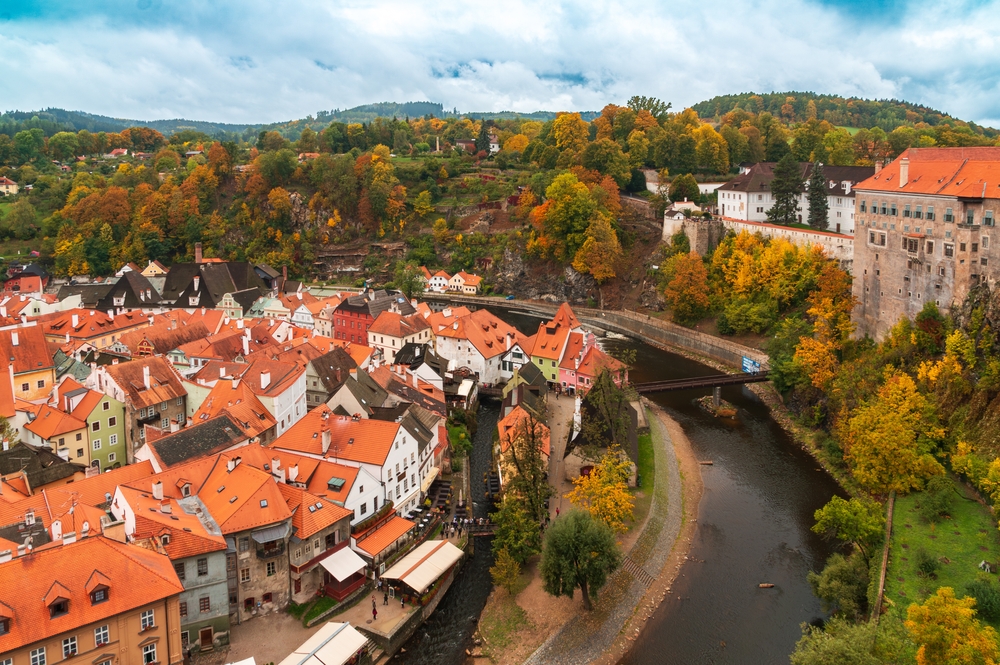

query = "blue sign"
[742,356,761,374]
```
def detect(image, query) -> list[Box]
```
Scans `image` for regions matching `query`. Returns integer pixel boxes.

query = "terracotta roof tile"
[102,356,186,409]
[277,483,351,539]
[117,486,226,560]
[354,515,415,557]
[271,405,400,466]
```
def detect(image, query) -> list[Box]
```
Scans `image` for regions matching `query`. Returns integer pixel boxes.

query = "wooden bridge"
[633,371,770,394]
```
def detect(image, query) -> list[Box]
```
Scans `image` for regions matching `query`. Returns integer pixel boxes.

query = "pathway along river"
[400,307,844,664]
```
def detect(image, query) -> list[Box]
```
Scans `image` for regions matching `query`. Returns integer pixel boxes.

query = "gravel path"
[523,407,683,665]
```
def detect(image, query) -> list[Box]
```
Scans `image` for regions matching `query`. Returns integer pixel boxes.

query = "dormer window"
[50,599,69,618]
[181,483,191,497]
[90,587,109,604]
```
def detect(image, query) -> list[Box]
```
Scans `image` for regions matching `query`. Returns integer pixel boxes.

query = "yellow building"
[0,327,57,402]
[40,309,149,350]
[0,534,185,665]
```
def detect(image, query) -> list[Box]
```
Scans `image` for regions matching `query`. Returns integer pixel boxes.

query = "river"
[400,307,844,665]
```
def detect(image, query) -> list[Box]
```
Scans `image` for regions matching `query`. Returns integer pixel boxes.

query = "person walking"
[383,590,389,605]
[373,606,378,622]
[555,506,560,518]
[371,595,376,612]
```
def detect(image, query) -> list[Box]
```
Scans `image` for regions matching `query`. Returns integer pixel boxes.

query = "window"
[161,401,168,410]
[94,624,109,646]
[905,238,919,253]
[50,600,68,618]
[179,601,188,617]
[0,658,9,665]
[266,561,276,577]
[62,636,78,657]
[37,380,45,389]
[968,210,976,225]
[904,205,911,217]
[103,401,110,411]
[108,416,117,427]
[983,257,989,266]
[76,448,84,458]
[143,643,157,664]
[161,417,170,429]
[915,206,923,219]
[945,244,955,258]
[108,452,116,463]
[76,432,82,441]
[359,502,367,516]
[92,421,100,432]
[174,562,185,580]
[294,548,301,559]
[197,557,208,576]
[30,647,46,665]
[987,211,996,227]
[110,434,118,446]
[93,439,101,451]
[240,568,251,583]
[961,242,967,252]
[176,397,183,406]
[973,243,979,252]
[139,407,146,418]
[926,241,934,254]
[20,383,28,393]
[869,231,886,246]
[200,596,211,613]
[927,206,935,221]
[0,619,7,637]
[945,208,954,222]
[860,200,867,212]
[91,588,108,604]
[140,608,155,630]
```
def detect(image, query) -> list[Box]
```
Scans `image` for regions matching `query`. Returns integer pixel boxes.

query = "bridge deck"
[634,371,770,394]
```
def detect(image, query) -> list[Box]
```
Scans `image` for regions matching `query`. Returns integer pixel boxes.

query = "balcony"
[255,541,285,560]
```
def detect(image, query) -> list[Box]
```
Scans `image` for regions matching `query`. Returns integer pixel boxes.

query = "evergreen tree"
[767,152,804,226]
[475,122,490,154]
[807,162,830,230]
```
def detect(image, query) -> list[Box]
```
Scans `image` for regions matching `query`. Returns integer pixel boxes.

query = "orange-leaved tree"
[664,252,710,326]
[905,587,999,665]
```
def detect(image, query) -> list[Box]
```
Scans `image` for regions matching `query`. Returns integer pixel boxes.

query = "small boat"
[758,583,774,589]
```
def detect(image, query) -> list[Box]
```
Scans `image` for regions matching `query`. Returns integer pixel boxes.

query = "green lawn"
[0,238,36,260]
[302,596,339,625]
[884,478,1000,627]
[479,570,532,659]
[836,126,862,136]
[631,431,655,530]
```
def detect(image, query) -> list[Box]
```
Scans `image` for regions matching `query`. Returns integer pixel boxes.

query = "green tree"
[582,138,631,188]
[47,131,79,161]
[1,199,39,240]
[392,261,424,300]
[491,494,542,565]
[808,552,870,621]
[668,173,700,204]
[766,152,804,226]
[475,122,490,155]
[807,162,830,230]
[792,615,917,665]
[413,190,434,218]
[541,510,622,611]
[626,95,672,122]
[490,547,521,595]
[499,411,554,525]
[812,496,885,565]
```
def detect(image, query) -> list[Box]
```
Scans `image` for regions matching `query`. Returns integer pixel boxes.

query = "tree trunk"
[579,580,592,611]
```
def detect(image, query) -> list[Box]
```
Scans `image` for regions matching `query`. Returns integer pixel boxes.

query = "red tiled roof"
[856,147,1000,197]
[0,536,182,650]
[0,326,53,375]
[117,486,226,560]
[24,404,87,440]
[102,356,186,409]
[498,406,550,458]
[277,483,351,539]
[271,405,400,466]
[196,455,292,534]
[368,311,430,338]
[39,309,148,341]
[354,516,415,557]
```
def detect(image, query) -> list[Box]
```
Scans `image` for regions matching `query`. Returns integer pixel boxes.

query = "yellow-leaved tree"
[794,262,856,391]
[572,212,623,283]
[905,587,1000,665]
[565,447,634,533]
[844,370,945,494]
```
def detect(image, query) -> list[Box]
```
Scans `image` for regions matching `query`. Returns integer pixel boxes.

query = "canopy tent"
[277,621,368,665]
[381,539,463,594]
[319,547,367,582]
[419,466,440,493]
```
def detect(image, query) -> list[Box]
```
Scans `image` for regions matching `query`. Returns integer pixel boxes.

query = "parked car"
[505,294,516,300]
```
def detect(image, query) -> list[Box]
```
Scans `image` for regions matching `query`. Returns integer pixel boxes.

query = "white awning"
[420,466,440,493]
[381,539,463,594]
[319,547,367,582]
[277,622,368,665]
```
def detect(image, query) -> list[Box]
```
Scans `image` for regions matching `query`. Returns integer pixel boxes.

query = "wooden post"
[712,386,721,407]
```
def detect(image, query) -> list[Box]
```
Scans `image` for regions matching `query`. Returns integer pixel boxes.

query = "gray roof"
[717,162,874,197]
[150,415,246,467]
[0,442,85,489]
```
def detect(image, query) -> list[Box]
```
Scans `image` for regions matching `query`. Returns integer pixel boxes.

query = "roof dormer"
[86,570,111,604]
[44,580,71,618]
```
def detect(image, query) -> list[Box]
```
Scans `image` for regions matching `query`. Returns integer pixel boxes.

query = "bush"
[918,475,954,523]
[965,575,1000,622]
[720,297,778,335]
[916,548,940,578]
[807,551,870,620]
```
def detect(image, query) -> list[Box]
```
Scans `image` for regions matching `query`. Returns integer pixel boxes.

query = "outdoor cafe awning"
[381,539,463,594]
[319,547,367,582]
[420,466,440,493]
[277,621,368,665]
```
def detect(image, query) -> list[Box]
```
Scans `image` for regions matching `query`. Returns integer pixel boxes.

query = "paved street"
[547,392,578,518]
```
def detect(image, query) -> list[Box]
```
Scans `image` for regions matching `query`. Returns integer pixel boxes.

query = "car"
[505,294,516,300]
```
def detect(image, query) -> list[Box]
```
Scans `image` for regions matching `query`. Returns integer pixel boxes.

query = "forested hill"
[692,91,999,136]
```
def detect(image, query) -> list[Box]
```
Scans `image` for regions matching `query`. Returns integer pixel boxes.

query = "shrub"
[965,574,1000,622]
[916,548,940,578]
[918,475,954,523]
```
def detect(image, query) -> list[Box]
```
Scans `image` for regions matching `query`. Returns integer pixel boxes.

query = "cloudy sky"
[1,0,999,127]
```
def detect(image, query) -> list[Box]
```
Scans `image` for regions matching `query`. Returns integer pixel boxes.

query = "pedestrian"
[371,595,376,611]
[373,607,378,622]
[383,591,389,605]
[401,594,405,609]
[555,506,560,518]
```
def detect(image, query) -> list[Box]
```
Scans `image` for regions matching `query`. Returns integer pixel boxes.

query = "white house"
[447,271,482,294]
[367,311,432,365]
[433,308,523,386]
[427,270,450,293]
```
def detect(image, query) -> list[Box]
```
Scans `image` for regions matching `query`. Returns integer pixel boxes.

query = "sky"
[1,0,999,127]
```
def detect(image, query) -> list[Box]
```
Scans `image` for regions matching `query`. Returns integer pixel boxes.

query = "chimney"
[143,365,151,389]
[506,332,512,351]
[193,276,200,292]
[220,366,227,379]
[148,315,154,325]
[159,500,171,514]
[242,336,249,357]
[321,429,331,454]
[107,309,114,320]
[81,521,90,537]
[152,481,163,500]
[62,531,76,545]
[288,465,299,483]
[0,550,11,563]
[231,377,240,389]
[899,157,909,188]
[72,313,79,327]
[50,519,63,541]
[237,319,244,330]
[282,265,288,289]
[875,160,883,174]
[10,332,17,347]
[271,458,281,473]
[260,371,270,390]
[195,242,203,264]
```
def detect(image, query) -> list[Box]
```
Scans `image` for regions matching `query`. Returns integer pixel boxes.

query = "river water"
[398,307,843,665]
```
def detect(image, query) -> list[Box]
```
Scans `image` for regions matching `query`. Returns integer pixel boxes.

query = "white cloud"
[0,0,997,126]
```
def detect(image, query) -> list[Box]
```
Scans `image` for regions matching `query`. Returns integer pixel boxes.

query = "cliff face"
[492,247,596,303]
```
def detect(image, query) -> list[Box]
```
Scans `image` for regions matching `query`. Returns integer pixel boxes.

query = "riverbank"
[474,403,702,665]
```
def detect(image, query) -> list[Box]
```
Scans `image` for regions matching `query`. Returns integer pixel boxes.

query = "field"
[884,478,1000,627]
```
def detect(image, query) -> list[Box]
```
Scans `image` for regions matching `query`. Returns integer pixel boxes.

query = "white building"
[433,308,523,387]
[716,162,874,235]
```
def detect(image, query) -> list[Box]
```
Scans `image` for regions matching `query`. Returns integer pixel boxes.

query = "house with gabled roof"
[0,326,57,402]
[427,270,450,293]
[367,311,432,365]
[52,378,127,472]
[111,483,230,652]
[0,533,185,665]
[447,271,482,294]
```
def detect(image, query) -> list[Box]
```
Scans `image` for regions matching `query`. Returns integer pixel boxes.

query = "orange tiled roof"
[196,455,292,534]
[0,536,183,650]
[856,147,1000,197]
[303,459,359,505]
[368,311,430,338]
[24,404,87,440]
[550,302,581,330]
[117,486,226,560]
[270,405,400,467]
[434,308,523,360]
[577,345,625,377]
[498,405,550,458]
[277,483,351,539]
[558,332,585,369]
[102,356,186,409]
[0,326,54,375]
[354,515,415,557]
[192,378,276,439]
[39,308,148,340]
[531,322,570,360]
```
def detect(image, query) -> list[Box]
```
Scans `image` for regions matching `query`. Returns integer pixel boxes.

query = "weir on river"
[396,306,842,665]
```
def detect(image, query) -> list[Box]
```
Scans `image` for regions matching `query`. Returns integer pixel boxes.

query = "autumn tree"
[571,212,623,282]
[530,172,597,261]
[582,139,630,188]
[844,371,945,494]
[504,134,529,154]
[807,162,829,230]
[490,547,521,595]
[793,262,855,391]
[491,494,542,565]
[413,190,434,217]
[565,447,634,533]
[541,510,621,611]
[767,152,804,225]
[553,112,590,163]
[499,412,554,526]
[663,252,710,325]
[906,587,1000,665]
